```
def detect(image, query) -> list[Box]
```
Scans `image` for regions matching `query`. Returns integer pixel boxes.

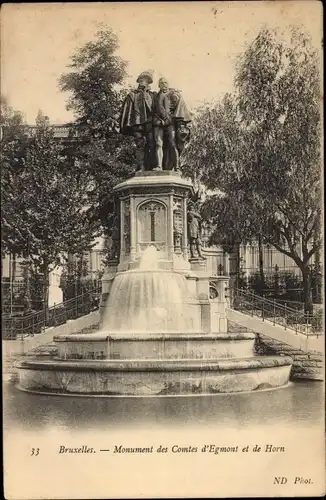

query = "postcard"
[2,2,324,498]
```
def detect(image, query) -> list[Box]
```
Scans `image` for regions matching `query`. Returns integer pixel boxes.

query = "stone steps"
[4,323,101,374]
[227,308,324,381]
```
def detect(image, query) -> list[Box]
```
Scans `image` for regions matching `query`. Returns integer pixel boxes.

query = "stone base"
[119,258,187,272]
[134,170,180,177]
[54,332,257,361]
[189,258,207,272]
[17,356,293,396]
[255,333,324,381]
[172,253,191,271]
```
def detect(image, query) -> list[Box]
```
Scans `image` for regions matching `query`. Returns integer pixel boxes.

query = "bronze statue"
[153,77,191,171]
[108,214,120,260]
[119,72,191,172]
[120,71,155,171]
[187,203,205,259]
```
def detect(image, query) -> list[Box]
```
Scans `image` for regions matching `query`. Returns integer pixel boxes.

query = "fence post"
[306,313,309,338]
[20,327,24,353]
[43,298,46,331]
[262,300,265,321]
[75,294,78,319]
[273,299,276,325]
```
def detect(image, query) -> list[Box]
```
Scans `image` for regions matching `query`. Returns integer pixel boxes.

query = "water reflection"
[3,380,323,433]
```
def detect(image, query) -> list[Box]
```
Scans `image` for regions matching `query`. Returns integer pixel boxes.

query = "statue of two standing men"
[120,71,191,171]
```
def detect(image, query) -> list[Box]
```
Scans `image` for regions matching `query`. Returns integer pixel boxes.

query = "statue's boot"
[153,145,164,171]
[135,149,145,171]
[189,243,196,259]
[134,135,146,171]
[197,242,206,260]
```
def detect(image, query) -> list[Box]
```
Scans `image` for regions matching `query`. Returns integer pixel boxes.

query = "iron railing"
[2,303,25,315]
[263,298,318,311]
[231,287,323,338]
[2,284,101,340]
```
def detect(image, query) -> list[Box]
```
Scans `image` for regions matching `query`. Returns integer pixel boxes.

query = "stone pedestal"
[101,261,118,293]
[100,172,229,335]
[209,276,230,334]
[113,171,194,273]
[189,257,207,272]
[48,267,63,307]
[215,276,229,302]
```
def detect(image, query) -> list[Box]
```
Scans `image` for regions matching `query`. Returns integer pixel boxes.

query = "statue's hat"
[136,71,153,84]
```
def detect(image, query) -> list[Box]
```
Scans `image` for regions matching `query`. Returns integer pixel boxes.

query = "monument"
[120,71,156,171]
[120,73,191,171]
[16,73,292,396]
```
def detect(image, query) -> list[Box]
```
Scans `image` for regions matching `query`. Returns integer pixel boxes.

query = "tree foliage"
[59,27,137,238]
[182,27,322,313]
[1,108,101,309]
[59,27,127,135]
[22,112,100,266]
[1,97,30,257]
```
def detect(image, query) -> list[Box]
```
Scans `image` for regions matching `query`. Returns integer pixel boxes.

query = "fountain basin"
[54,332,257,360]
[17,356,293,396]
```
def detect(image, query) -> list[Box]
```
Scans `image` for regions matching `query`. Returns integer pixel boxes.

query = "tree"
[201,191,260,288]
[2,110,101,314]
[236,27,321,315]
[183,27,322,315]
[1,97,30,258]
[59,26,127,135]
[182,94,265,285]
[59,27,137,241]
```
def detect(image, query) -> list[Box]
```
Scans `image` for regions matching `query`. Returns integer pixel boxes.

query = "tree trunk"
[23,259,32,314]
[257,234,265,295]
[42,262,50,324]
[301,265,313,317]
[235,243,241,289]
[12,252,16,280]
[270,241,316,316]
[227,246,241,306]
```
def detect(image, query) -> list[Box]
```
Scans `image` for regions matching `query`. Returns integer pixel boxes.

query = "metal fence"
[232,287,323,337]
[2,284,101,340]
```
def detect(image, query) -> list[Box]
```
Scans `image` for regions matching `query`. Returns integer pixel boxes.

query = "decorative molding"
[137,199,167,211]
[116,185,192,198]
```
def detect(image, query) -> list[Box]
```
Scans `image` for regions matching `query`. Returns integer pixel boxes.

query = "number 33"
[31,448,39,456]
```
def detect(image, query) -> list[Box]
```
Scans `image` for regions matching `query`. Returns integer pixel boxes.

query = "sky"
[1,1,322,124]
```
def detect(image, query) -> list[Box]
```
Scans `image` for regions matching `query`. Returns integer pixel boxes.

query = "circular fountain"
[17,173,292,396]
[17,251,293,396]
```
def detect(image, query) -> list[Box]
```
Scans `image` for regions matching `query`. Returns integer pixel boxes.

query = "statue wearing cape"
[119,72,192,171]
[153,87,192,171]
[120,88,154,136]
[119,70,155,171]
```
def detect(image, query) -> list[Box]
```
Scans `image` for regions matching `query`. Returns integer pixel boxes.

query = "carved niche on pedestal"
[137,200,167,253]
[123,199,131,255]
[173,199,183,254]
